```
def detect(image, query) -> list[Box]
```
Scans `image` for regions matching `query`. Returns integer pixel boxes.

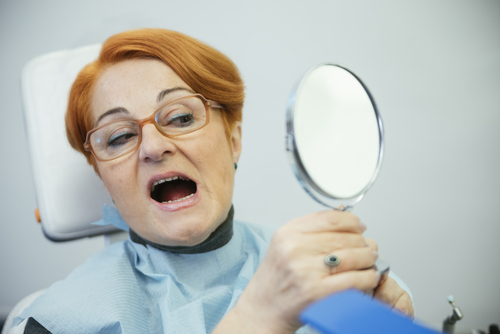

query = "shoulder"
[13,240,143,332]
[52,240,135,284]
[30,239,133,294]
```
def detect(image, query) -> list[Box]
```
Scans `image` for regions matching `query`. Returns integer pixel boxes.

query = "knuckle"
[331,235,347,249]
[347,212,360,224]
[365,238,379,251]
[355,248,373,269]
[342,211,360,227]
[376,287,391,302]
[330,234,365,251]
[375,278,405,306]
[319,210,341,227]
[399,292,412,305]
[395,293,414,317]
[353,234,367,247]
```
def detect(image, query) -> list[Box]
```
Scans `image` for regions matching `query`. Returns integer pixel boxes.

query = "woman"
[14,28,413,333]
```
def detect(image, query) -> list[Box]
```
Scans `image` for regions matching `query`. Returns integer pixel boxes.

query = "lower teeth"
[162,193,194,204]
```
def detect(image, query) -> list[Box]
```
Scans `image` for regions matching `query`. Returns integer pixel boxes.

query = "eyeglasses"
[84,94,223,161]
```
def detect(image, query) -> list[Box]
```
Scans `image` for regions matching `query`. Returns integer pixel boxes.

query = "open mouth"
[150,176,197,204]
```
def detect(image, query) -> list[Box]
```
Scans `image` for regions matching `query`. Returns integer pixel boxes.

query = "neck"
[129,205,234,254]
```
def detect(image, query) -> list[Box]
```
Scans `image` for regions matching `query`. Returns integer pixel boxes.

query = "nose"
[138,123,176,162]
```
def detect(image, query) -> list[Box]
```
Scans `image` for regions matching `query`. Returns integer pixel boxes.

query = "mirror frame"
[286,63,385,210]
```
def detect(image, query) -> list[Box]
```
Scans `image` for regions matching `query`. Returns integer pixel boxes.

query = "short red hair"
[66,28,244,166]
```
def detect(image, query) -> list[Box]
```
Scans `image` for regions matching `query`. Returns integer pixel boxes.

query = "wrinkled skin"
[91,58,413,333]
[91,59,242,247]
[215,210,414,333]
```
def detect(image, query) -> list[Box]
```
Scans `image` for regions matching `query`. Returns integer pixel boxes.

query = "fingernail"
[372,250,379,260]
[359,220,367,231]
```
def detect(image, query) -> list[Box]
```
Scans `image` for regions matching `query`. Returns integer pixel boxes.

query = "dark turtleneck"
[129,205,234,254]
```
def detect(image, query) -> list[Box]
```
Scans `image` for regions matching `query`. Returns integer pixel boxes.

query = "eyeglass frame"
[83,93,224,162]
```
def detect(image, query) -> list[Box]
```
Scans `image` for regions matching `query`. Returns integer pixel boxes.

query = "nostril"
[138,125,176,161]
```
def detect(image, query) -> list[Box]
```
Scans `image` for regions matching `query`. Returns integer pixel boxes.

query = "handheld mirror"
[286,63,388,274]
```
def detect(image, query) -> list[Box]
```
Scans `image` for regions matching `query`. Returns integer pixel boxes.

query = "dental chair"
[2,44,128,334]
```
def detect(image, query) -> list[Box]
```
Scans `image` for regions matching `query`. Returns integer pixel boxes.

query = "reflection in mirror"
[286,63,383,210]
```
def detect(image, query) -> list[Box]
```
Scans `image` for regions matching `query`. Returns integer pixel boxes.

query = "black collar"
[129,205,234,254]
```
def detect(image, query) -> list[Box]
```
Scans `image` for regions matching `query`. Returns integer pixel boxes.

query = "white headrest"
[22,44,118,241]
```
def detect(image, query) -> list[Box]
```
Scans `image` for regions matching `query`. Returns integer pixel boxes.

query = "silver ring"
[324,254,341,267]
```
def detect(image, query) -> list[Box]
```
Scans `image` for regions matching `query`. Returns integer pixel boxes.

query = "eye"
[107,131,137,147]
[166,112,195,127]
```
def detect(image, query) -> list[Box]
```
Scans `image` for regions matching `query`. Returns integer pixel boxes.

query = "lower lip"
[150,189,200,212]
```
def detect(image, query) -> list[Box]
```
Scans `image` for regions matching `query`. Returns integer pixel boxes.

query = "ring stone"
[324,254,341,267]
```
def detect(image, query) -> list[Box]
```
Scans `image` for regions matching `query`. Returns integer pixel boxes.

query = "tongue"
[159,179,196,202]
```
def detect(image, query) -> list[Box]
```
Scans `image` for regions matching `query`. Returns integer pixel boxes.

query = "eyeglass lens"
[90,96,208,160]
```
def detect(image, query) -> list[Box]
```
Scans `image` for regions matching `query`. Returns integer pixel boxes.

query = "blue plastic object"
[300,289,441,334]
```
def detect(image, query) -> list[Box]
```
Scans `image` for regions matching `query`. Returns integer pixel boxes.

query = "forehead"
[91,58,192,120]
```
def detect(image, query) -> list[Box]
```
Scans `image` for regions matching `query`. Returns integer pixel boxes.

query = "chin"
[147,212,217,246]
[118,171,231,247]
[131,194,224,247]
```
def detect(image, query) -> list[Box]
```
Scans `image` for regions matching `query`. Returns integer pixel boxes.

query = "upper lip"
[147,171,197,194]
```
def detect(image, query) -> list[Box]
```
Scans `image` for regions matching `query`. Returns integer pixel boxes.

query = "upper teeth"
[151,176,189,191]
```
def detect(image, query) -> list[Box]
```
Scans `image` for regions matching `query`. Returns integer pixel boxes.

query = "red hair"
[66,28,244,167]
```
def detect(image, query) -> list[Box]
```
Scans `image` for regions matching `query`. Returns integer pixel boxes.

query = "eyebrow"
[156,87,195,103]
[95,107,129,126]
[95,87,195,126]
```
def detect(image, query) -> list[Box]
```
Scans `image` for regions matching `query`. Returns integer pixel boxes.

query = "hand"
[366,238,415,318]
[215,210,380,334]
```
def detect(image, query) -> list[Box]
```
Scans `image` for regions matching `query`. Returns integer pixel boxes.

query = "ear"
[230,121,242,163]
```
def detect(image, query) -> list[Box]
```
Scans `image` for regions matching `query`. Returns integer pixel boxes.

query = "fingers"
[373,276,403,306]
[365,238,378,251]
[373,277,414,318]
[394,292,415,318]
[317,269,381,300]
[299,232,368,253]
[272,211,368,259]
[322,247,379,274]
[288,210,366,234]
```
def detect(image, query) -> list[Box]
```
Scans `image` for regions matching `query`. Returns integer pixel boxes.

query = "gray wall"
[1,0,499,332]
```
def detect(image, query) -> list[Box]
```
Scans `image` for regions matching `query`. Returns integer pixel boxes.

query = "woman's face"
[91,58,242,246]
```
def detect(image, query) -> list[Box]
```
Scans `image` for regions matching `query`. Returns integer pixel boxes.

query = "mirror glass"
[286,63,383,210]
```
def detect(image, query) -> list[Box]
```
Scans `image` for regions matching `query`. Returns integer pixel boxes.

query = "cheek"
[98,161,138,202]
[196,134,234,194]
[214,155,235,199]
